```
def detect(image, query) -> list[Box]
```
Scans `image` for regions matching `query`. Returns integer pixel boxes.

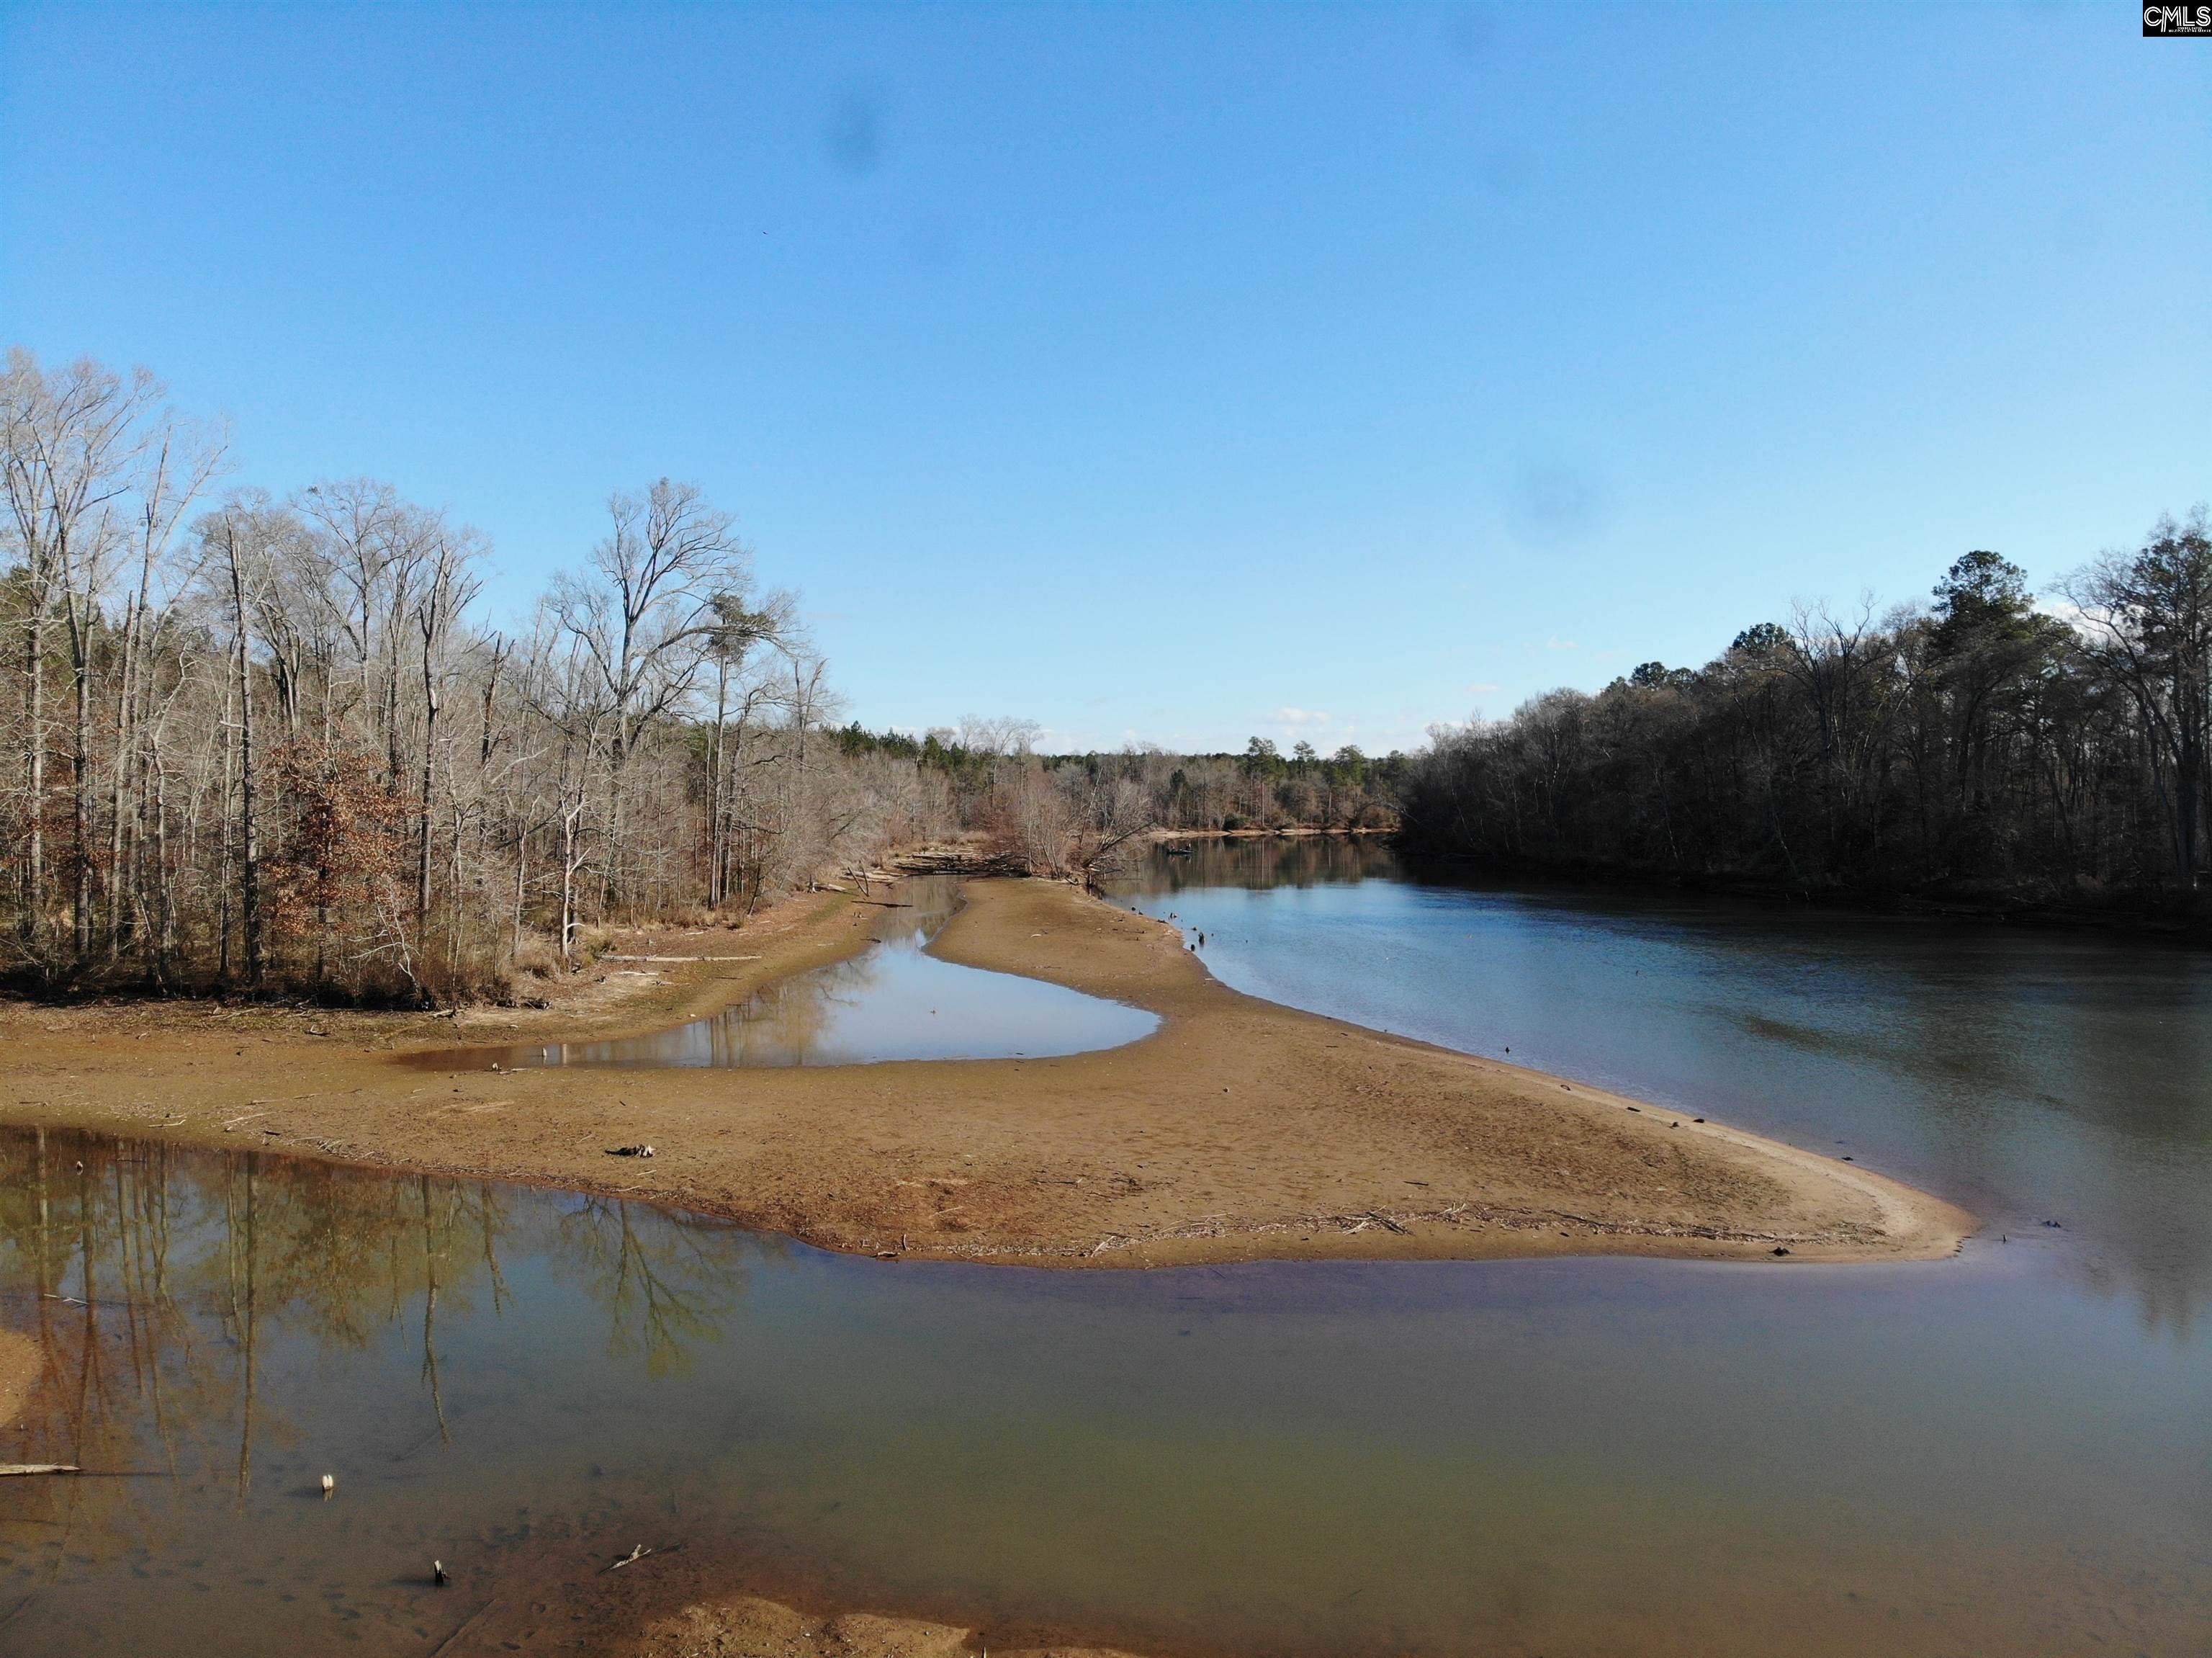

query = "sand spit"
[0,875,1968,1268]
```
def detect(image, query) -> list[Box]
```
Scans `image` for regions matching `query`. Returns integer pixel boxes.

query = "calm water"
[2,848,2208,1657]
[446,876,1155,1070]
[1112,839,2212,1324]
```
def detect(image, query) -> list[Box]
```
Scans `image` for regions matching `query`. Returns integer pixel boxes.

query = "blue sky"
[3,2,2206,753]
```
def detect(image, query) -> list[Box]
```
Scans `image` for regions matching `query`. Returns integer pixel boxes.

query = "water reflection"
[1110,841,2212,1333]
[0,1134,748,1495]
[1136,833,1398,893]
[1,1129,2208,1657]
[450,877,1156,1070]
[551,1193,751,1376]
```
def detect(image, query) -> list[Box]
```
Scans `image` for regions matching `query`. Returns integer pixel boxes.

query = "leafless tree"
[1,351,163,964]
[1,354,941,1000]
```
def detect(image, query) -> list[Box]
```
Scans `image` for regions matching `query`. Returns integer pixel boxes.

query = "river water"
[1,843,2206,1657]
[1112,839,2212,1314]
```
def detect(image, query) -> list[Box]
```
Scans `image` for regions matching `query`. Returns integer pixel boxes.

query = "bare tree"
[2064,510,2212,887]
[0,351,958,1000]
[197,494,305,990]
[411,520,485,939]
[107,411,229,958]
[0,351,161,962]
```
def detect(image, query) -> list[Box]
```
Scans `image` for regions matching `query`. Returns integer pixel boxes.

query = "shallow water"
[1112,839,2212,1321]
[4,849,2210,1657]
[448,876,1156,1070]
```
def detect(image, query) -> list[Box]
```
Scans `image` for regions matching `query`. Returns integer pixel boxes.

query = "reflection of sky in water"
[516,880,1155,1068]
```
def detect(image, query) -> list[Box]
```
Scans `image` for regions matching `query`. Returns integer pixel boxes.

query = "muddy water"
[444,877,1156,1070]
[3,851,2210,1655]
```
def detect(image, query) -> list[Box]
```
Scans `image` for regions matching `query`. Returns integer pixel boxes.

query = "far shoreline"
[1376,841,2212,944]
[1126,823,2212,942]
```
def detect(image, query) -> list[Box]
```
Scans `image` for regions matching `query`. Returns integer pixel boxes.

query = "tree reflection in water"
[549,1195,755,1377]
[2,1116,2208,1658]
[0,1128,747,1582]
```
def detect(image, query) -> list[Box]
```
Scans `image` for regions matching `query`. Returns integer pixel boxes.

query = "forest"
[0,349,956,1002]
[0,349,1396,1005]
[834,722,1403,841]
[1398,520,2212,919]
[21,340,2194,1016]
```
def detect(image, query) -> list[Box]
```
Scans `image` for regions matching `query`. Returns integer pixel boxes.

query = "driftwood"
[0,1465,79,1476]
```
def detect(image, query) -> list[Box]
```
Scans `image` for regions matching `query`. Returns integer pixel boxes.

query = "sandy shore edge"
[0,874,1970,1271]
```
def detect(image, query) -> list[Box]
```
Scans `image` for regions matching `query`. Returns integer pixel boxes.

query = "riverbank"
[0,874,1967,1269]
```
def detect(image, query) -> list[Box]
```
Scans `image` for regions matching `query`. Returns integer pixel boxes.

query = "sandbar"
[0,876,1971,1268]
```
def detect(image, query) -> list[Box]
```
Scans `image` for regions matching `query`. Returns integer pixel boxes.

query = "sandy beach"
[0,874,1969,1270]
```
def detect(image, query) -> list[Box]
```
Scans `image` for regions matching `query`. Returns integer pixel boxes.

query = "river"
[1,843,2206,1656]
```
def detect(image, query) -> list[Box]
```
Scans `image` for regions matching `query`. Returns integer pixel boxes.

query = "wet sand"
[427,1530,1151,1658]
[0,876,1968,1268]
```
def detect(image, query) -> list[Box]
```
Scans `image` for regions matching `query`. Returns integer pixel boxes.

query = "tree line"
[1,348,939,1002]
[835,720,1403,867]
[1398,518,2212,918]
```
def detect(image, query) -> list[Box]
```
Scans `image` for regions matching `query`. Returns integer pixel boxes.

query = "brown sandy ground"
[416,1528,1146,1658]
[0,876,1968,1268]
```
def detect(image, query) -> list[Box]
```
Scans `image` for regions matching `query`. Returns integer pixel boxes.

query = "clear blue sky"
[4,2,2206,754]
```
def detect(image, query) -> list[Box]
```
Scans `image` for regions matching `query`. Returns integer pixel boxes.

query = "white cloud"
[1545,636,1578,652]
[1267,707,1334,727]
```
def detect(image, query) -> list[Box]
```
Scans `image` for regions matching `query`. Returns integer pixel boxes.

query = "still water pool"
[1,846,2207,1657]
[448,877,1156,1070]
